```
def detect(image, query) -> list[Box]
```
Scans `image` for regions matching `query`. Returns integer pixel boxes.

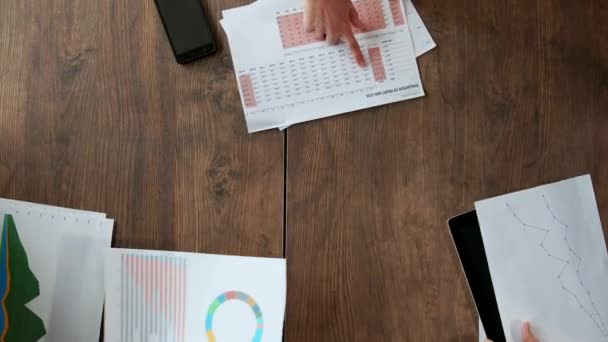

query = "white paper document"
[221,0,426,132]
[223,0,435,58]
[105,248,287,342]
[272,0,436,130]
[475,175,608,342]
[0,197,108,219]
[0,199,113,342]
[403,0,436,56]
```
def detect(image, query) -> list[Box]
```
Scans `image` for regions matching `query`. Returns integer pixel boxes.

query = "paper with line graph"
[475,175,608,342]
[104,248,286,342]
[220,0,424,132]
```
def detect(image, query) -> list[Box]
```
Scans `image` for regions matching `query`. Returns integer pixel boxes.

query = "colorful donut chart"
[205,291,263,342]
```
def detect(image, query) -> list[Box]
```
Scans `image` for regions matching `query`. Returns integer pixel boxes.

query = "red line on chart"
[121,254,188,342]
[507,199,608,340]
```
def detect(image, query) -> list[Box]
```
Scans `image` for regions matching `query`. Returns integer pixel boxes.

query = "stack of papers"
[104,248,287,342]
[0,198,113,341]
[221,0,436,132]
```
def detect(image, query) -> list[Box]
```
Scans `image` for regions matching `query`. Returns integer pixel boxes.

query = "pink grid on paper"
[368,47,386,81]
[277,0,386,49]
[388,0,405,26]
[239,74,257,107]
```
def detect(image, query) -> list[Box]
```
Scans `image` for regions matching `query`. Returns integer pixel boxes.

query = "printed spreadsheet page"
[104,249,287,342]
[222,0,424,132]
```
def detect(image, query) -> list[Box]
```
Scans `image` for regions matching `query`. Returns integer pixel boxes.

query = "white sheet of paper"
[403,0,435,56]
[221,0,424,132]
[268,0,437,131]
[0,197,107,219]
[105,248,287,342]
[269,0,435,131]
[475,175,608,342]
[222,0,435,58]
[0,203,113,342]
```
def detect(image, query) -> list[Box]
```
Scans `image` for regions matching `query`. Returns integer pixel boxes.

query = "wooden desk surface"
[0,0,606,340]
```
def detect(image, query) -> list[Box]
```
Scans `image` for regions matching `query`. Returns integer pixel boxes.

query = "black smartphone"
[153,0,216,64]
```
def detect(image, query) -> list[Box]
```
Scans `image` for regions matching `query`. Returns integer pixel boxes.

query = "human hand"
[303,0,366,67]
[485,321,539,342]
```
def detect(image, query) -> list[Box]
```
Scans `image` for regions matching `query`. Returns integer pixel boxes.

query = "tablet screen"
[448,211,505,342]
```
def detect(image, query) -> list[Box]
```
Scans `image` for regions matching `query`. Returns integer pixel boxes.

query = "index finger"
[522,322,539,342]
[343,32,365,67]
[303,1,315,32]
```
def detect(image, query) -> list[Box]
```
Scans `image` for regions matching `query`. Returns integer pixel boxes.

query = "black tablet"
[448,210,506,342]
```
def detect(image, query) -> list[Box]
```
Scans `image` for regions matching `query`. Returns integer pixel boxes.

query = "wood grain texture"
[0,0,283,257]
[285,0,607,341]
[2,0,607,340]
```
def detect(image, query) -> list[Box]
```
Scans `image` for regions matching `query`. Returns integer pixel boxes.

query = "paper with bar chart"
[104,249,286,342]
[475,175,608,342]
[221,0,424,132]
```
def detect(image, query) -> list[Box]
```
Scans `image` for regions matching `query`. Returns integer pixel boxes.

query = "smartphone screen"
[154,0,216,63]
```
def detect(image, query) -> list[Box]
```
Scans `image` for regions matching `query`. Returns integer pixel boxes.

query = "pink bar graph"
[388,0,405,26]
[239,74,257,107]
[368,47,386,81]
